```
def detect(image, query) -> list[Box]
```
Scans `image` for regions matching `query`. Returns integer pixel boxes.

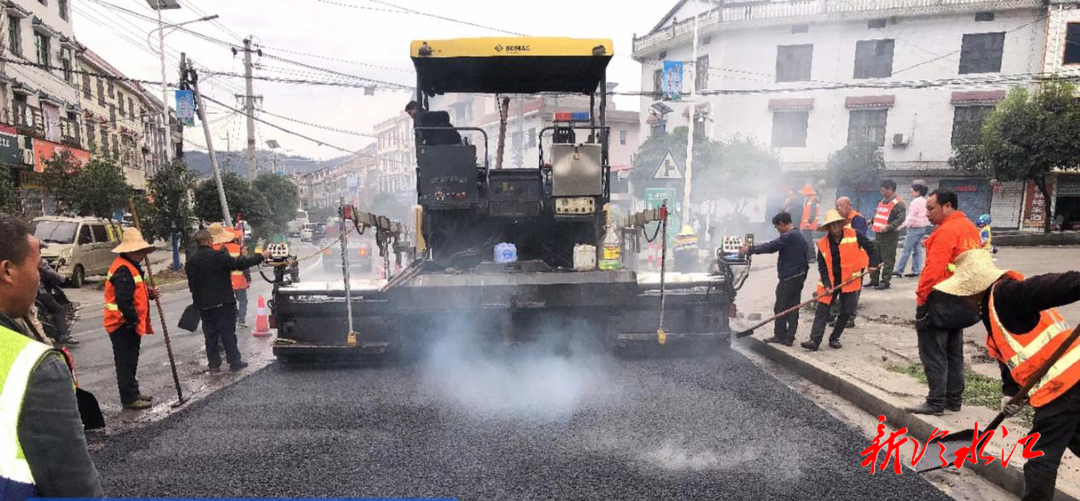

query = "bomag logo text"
[501,44,530,52]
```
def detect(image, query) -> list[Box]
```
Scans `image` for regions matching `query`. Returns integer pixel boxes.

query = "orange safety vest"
[103,257,153,336]
[872,197,900,233]
[800,195,819,231]
[814,227,870,305]
[987,271,1079,408]
[846,210,863,229]
[215,241,248,290]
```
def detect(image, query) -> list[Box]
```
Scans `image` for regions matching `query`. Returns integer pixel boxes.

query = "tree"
[826,142,885,188]
[0,175,18,214]
[630,126,722,201]
[142,159,197,247]
[193,172,269,236]
[370,191,409,223]
[40,151,83,214]
[74,157,131,221]
[251,174,299,239]
[950,80,1080,233]
[695,135,781,215]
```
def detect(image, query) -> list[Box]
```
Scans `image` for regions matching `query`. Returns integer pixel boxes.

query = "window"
[959,32,1005,74]
[653,69,662,92]
[975,12,995,22]
[58,0,68,21]
[91,224,108,243]
[868,18,887,29]
[118,93,125,115]
[695,55,709,91]
[527,127,536,148]
[1065,24,1080,65]
[619,130,627,145]
[853,39,894,78]
[82,74,91,98]
[107,80,114,98]
[61,51,72,83]
[86,123,95,152]
[112,135,119,156]
[109,104,116,126]
[775,44,813,82]
[791,24,809,34]
[96,79,105,106]
[77,225,92,245]
[100,131,109,156]
[951,105,993,145]
[34,32,49,67]
[771,111,809,147]
[8,17,21,56]
[129,98,135,118]
[702,35,712,45]
[847,109,889,147]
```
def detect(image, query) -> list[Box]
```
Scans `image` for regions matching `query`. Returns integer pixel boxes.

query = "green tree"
[193,172,269,236]
[950,80,1080,233]
[630,126,722,201]
[0,175,18,214]
[251,174,300,239]
[826,142,885,188]
[696,135,782,215]
[40,151,82,214]
[74,157,131,221]
[142,159,198,247]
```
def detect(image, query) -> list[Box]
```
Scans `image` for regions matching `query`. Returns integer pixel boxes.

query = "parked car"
[300,223,319,243]
[31,216,121,288]
[322,235,374,275]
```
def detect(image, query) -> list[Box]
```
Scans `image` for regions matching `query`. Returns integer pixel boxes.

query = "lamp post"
[145,0,217,165]
[266,139,280,175]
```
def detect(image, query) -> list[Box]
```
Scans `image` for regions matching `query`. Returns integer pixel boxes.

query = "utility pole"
[240,37,259,180]
[175,53,186,163]
[682,18,699,229]
[188,58,232,227]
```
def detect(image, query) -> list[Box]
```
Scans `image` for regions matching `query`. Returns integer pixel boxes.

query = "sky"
[72,0,675,161]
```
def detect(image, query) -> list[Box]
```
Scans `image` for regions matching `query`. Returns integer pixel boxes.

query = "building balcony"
[12,101,44,137]
[632,0,1044,57]
[60,117,81,147]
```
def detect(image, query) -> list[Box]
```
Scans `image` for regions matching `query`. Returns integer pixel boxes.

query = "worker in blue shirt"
[740,212,810,346]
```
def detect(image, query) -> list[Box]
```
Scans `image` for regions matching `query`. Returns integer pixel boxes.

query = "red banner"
[31,138,90,173]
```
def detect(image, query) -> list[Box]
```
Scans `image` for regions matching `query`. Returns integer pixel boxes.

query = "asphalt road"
[90,347,950,500]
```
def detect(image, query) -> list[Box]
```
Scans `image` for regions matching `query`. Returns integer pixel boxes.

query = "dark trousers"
[870,231,899,286]
[37,291,68,341]
[108,324,142,405]
[1023,385,1080,501]
[809,291,858,344]
[916,326,965,409]
[774,274,807,342]
[201,304,242,368]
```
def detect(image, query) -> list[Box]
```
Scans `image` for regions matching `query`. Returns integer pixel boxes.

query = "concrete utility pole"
[189,58,232,227]
[682,17,699,225]
[241,37,258,180]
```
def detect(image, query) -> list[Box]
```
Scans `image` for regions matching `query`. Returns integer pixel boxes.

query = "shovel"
[912,322,1080,473]
[734,271,869,339]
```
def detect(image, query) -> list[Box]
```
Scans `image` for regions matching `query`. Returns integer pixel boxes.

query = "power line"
[256,108,379,138]
[198,93,359,154]
[312,0,525,36]
[255,45,414,74]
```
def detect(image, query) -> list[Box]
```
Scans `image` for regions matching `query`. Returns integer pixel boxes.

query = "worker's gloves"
[915,304,930,331]
[1001,396,1027,417]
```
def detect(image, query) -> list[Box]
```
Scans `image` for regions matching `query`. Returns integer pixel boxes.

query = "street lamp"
[266,139,280,175]
[145,0,218,165]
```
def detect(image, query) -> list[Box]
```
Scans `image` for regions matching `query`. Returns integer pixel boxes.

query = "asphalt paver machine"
[269,37,743,360]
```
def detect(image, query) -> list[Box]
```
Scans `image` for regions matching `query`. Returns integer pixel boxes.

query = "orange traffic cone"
[252,295,271,337]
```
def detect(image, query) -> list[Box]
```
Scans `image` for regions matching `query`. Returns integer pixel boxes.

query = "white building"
[634,0,1080,229]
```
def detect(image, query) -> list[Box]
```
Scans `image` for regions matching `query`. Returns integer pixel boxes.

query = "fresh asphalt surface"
[90,344,951,500]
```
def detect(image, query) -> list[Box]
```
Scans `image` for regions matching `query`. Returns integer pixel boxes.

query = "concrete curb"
[740,336,1079,501]
[994,232,1080,247]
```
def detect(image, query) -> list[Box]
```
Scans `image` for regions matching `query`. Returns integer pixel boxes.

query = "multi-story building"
[298,144,379,214]
[372,112,415,206]
[633,0,1080,230]
[0,0,86,214]
[77,45,168,191]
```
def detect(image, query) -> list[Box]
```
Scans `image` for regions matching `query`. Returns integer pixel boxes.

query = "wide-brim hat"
[112,227,156,254]
[933,249,1007,297]
[208,223,234,245]
[818,209,846,228]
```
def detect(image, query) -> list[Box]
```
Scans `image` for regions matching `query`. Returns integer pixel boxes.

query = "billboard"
[32,138,90,173]
[175,90,196,126]
[0,124,19,167]
[662,60,683,102]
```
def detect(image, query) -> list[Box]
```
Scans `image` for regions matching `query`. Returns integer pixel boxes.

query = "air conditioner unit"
[21,150,34,165]
[892,133,909,147]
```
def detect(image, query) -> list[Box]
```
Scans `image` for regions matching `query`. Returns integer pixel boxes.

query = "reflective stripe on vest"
[873,198,899,232]
[0,326,51,500]
[988,270,1080,407]
[815,227,869,304]
[103,258,153,336]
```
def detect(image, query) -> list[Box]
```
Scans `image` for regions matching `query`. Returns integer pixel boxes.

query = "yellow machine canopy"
[410,37,614,96]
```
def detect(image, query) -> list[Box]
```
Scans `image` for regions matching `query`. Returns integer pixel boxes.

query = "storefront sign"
[1022,181,1054,230]
[31,138,90,173]
[0,124,19,167]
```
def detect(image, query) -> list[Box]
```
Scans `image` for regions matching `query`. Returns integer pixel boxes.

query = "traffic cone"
[252,295,271,337]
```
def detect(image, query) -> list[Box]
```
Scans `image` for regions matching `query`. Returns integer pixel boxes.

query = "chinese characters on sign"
[860,416,1042,474]
[175,90,196,126]
[662,60,683,102]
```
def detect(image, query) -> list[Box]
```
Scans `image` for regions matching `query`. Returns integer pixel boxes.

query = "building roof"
[77,44,165,112]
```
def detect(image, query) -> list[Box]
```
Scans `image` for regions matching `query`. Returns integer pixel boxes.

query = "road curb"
[740,336,1079,501]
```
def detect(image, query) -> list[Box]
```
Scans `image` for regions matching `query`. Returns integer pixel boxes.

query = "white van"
[288,209,310,238]
[32,216,121,288]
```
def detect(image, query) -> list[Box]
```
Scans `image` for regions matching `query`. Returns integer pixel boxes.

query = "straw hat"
[933,249,1008,297]
[818,209,846,228]
[208,223,234,245]
[112,227,156,254]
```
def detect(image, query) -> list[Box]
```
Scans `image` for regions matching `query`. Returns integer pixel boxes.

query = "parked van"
[31,216,121,288]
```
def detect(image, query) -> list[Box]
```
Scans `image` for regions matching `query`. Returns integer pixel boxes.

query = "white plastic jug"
[574,244,597,271]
